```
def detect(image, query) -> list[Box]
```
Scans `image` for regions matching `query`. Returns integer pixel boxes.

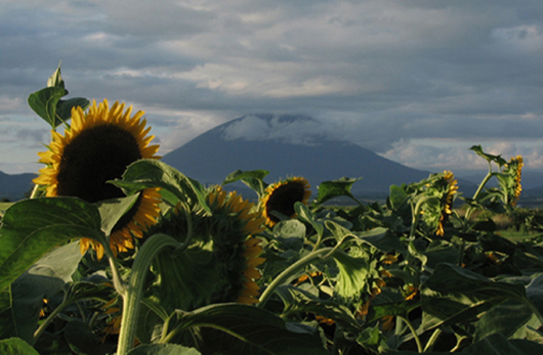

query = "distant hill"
[0,171,35,201]
[162,114,440,194]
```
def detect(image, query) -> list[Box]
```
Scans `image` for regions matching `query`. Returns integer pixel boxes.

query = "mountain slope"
[0,171,35,200]
[162,114,433,192]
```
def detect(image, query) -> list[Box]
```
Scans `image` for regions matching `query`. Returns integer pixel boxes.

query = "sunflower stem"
[29,184,40,199]
[257,247,334,308]
[33,293,70,342]
[398,315,422,353]
[117,233,180,355]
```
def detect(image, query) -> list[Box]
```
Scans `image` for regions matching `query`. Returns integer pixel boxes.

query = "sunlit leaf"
[27,86,68,128]
[315,177,362,205]
[0,337,39,355]
[222,169,270,197]
[333,250,371,301]
[111,159,211,214]
[10,242,83,343]
[95,194,140,236]
[0,197,103,292]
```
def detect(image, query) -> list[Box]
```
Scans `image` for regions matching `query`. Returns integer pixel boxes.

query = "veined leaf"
[222,169,270,198]
[421,263,526,330]
[172,303,327,355]
[315,177,362,205]
[0,197,103,292]
[0,337,39,355]
[128,344,201,355]
[111,159,211,214]
[27,86,68,128]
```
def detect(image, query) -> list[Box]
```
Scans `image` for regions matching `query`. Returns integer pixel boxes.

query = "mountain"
[162,114,436,194]
[0,171,35,201]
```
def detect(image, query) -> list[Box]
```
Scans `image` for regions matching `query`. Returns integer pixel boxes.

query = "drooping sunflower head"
[503,155,523,206]
[146,185,266,309]
[205,185,266,304]
[418,171,458,237]
[33,99,162,258]
[261,177,311,227]
[436,170,458,236]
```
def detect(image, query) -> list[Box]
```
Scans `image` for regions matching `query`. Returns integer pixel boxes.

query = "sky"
[1,0,543,176]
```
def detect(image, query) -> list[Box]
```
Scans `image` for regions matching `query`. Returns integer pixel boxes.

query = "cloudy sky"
[1,0,542,175]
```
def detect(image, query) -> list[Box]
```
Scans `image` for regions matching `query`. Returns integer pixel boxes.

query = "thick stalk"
[116,233,180,355]
[257,247,333,308]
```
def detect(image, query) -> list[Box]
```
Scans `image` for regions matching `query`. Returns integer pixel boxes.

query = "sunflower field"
[2,66,543,355]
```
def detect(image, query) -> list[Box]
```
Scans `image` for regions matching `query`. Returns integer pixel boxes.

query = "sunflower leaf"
[170,303,328,355]
[128,344,201,355]
[27,86,68,129]
[112,159,211,214]
[0,337,39,355]
[95,194,140,236]
[421,263,527,330]
[315,177,362,205]
[0,197,104,292]
[222,169,270,197]
[55,97,90,123]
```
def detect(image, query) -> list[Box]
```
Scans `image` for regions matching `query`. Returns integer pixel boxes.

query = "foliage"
[2,65,543,355]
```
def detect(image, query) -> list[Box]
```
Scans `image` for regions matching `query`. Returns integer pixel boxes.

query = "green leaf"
[470,145,507,167]
[128,344,201,355]
[294,202,324,238]
[10,242,84,343]
[0,197,103,292]
[354,227,406,253]
[0,337,39,355]
[421,263,526,330]
[474,300,541,342]
[95,194,140,236]
[388,185,409,211]
[465,333,543,355]
[222,169,270,197]
[423,240,459,269]
[315,177,362,205]
[332,250,371,301]
[172,303,327,355]
[46,62,65,88]
[0,287,14,340]
[324,220,353,242]
[27,86,68,128]
[55,97,90,123]
[111,159,211,214]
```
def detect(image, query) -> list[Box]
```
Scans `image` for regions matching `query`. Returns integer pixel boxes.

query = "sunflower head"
[33,99,162,258]
[436,171,459,236]
[261,177,311,227]
[146,185,266,309]
[502,155,523,206]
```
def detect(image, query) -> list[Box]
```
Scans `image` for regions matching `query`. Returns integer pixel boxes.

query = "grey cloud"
[1,1,543,173]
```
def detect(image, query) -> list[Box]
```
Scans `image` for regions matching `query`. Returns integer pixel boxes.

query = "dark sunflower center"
[266,182,305,223]
[56,124,142,203]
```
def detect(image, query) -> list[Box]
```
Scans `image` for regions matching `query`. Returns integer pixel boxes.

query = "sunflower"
[261,177,311,227]
[507,156,523,206]
[146,185,266,309]
[205,186,266,304]
[33,99,161,258]
[436,171,458,236]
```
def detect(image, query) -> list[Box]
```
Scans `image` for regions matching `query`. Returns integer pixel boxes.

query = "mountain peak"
[162,114,432,192]
[219,114,324,146]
